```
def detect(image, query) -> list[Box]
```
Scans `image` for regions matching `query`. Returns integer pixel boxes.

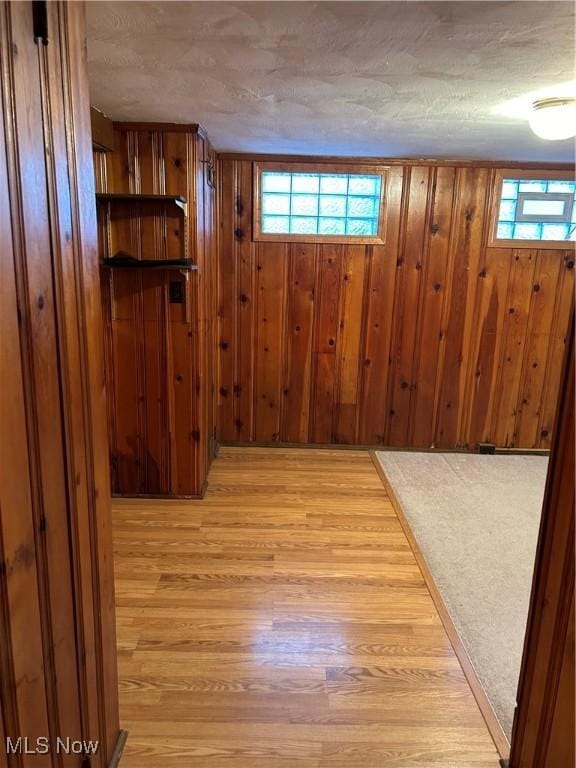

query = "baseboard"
[108,730,128,768]
[222,440,480,453]
[369,451,511,761]
[221,440,549,457]
[111,490,204,500]
[494,448,550,456]
[197,477,208,498]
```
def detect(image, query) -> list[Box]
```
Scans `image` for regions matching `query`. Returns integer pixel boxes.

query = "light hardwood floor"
[113,447,500,767]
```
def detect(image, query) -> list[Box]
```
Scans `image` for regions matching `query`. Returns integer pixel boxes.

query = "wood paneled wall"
[218,157,574,449]
[0,2,120,765]
[510,320,574,767]
[94,124,217,497]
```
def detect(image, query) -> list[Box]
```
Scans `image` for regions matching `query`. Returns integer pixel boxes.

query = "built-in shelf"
[102,254,197,272]
[96,192,187,211]
[96,192,190,263]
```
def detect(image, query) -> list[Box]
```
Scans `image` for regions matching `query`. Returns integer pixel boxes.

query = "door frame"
[508,310,574,767]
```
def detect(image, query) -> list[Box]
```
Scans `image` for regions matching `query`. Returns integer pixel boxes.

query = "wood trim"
[112,490,206,500]
[489,169,576,181]
[369,450,511,759]
[221,440,549,457]
[1,4,120,765]
[39,4,92,746]
[253,160,388,245]
[220,152,575,171]
[488,168,576,250]
[494,448,550,457]
[65,6,121,756]
[112,121,201,133]
[91,106,114,151]
[0,0,56,748]
[509,312,575,767]
[108,729,128,768]
[486,242,573,253]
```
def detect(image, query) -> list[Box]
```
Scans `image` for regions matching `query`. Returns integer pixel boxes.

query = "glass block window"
[496,177,576,242]
[259,169,384,239]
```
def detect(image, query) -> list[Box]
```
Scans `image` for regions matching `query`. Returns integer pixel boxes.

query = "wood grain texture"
[219,152,574,171]
[0,3,119,765]
[509,318,574,768]
[113,447,500,767]
[95,124,218,497]
[91,106,115,151]
[217,159,574,450]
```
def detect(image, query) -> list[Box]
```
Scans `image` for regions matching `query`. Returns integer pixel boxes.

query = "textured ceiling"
[86,1,576,161]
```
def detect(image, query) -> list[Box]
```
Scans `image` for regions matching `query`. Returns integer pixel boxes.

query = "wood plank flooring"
[113,447,500,767]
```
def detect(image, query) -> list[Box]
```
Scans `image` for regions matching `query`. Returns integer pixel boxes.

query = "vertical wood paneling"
[141,272,169,491]
[387,166,430,446]
[236,160,257,442]
[281,243,316,442]
[0,6,52,751]
[63,5,120,752]
[491,249,538,447]
[510,322,574,768]
[515,251,563,447]
[357,166,403,444]
[112,293,143,493]
[217,157,573,450]
[3,7,72,759]
[170,133,197,495]
[196,132,216,479]
[254,242,287,441]
[171,319,196,494]
[310,245,343,443]
[217,159,237,440]
[333,245,366,443]
[1,3,120,764]
[99,124,217,496]
[537,254,574,449]
[435,167,488,448]
[465,248,513,446]
[410,166,456,447]
[43,3,107,745]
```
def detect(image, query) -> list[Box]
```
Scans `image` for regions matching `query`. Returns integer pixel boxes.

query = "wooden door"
[0,2,120,766]
[509,314,574,767]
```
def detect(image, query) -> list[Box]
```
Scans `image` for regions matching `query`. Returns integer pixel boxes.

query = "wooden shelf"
[102,254,197,272]
[96,192,190,262]
[96,193,187,211]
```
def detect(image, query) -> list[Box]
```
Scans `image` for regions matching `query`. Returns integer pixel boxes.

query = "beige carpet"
[375,451,548,741]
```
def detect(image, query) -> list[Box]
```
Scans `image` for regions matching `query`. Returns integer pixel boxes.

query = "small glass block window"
[260,170,383,238]
[496,177,576,242]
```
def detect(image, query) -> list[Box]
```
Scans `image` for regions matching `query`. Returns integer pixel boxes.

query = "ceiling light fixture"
[528,97,576,141]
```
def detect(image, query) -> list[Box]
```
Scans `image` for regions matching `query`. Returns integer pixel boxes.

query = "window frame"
[489,168,576,250]
[253,161,388,245]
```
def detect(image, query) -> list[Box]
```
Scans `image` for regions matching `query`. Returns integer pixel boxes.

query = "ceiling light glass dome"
[529,98,576,141]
